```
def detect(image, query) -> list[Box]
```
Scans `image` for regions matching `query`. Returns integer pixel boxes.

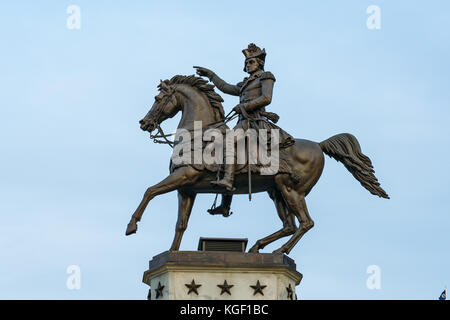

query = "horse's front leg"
[170,191,196,251]
[125,166,201,235]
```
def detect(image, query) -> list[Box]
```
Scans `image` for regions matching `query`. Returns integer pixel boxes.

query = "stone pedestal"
[143,251,302,300]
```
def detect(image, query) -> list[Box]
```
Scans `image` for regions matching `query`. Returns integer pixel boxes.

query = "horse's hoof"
[125,221,138,236]
[248,241,261,253]
[248,246,259,253]
[273,247,286,254]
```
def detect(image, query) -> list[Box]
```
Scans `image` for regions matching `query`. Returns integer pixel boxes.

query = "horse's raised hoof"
[125,219,138,236]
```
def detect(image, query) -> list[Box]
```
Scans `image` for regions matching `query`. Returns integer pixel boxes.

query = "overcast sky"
[1,0,449,299]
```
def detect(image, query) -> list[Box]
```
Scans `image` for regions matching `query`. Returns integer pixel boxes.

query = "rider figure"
[195,43,294,216]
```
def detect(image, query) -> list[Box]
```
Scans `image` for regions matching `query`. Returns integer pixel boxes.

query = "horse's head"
[141,75,225,135]
[139,80,179,133]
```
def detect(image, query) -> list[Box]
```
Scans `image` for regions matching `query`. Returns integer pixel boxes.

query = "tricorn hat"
[242,43,266,61]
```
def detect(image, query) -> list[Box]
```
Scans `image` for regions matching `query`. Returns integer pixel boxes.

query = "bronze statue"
[125,43,389,255]
[194,43,295,217]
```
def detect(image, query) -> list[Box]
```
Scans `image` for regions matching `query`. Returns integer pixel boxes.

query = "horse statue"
[125,75,389,254]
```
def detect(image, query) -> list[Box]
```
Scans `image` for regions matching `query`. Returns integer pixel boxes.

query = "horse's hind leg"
[125,166,201,236]
[273,196,313,254]
[248,189,297,253]
[170,191,196,251]
[273,176,314,254]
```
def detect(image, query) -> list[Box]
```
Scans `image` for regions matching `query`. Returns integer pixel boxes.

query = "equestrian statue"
[125,43,389,255]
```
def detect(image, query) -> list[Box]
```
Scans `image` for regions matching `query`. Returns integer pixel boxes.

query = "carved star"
[250,280,267,296]
[286,283,294,300]
[185,279,202,295]
[217,280,234,295]
[155,281,165,299]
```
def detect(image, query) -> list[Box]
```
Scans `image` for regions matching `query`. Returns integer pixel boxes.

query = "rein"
[149,110,238,148]
[148,106,266,203]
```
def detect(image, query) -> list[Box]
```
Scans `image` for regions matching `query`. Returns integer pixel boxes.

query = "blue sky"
[0,0,449,299]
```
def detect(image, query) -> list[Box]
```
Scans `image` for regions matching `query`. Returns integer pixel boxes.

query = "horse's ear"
[160,80,169,92]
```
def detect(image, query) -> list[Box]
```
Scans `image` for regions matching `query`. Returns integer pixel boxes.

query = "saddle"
[170,124,293,176]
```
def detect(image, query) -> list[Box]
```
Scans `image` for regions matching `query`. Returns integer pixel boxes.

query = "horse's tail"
[319,133,389,199]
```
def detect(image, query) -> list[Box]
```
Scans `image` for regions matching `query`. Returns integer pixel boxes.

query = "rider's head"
[245,57,264,74]
[242,43,266,73]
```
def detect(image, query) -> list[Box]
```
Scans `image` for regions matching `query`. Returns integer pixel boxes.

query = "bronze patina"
[125,43,389,255]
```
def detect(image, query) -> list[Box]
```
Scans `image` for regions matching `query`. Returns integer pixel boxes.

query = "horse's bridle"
[145,86,238,148]
[146,88,177,147]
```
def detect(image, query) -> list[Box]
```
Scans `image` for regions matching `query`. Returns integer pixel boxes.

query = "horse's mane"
[160,75,225,121]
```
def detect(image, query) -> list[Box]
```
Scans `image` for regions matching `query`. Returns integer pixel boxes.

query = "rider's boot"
[207,194,233,217]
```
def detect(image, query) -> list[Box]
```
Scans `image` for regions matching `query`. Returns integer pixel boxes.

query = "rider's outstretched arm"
[194,66,241,96]
[209,73,241,96]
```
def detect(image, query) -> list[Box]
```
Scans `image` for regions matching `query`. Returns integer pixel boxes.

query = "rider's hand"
[233,105,243,114]
[193,66,214,79]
